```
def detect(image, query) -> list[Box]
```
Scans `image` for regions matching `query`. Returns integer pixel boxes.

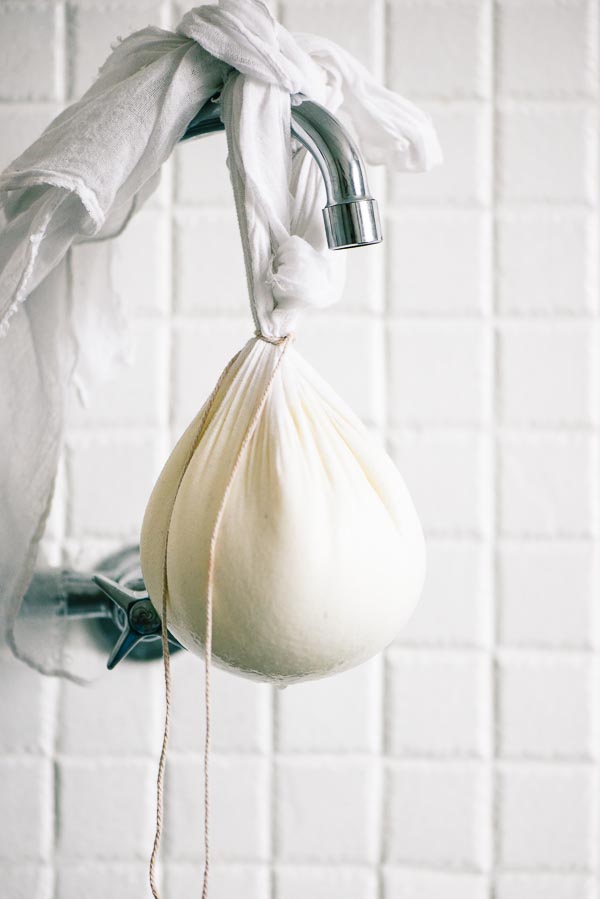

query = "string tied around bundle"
[255,330,295,346]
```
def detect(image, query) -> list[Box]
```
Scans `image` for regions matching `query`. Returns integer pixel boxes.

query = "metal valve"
[21,546,183,670]
[92,547,182,668]
[93,571,180,669]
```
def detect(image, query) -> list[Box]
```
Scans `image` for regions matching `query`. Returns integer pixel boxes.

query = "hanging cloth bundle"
[0,0,441,679]
[0,0,441,894]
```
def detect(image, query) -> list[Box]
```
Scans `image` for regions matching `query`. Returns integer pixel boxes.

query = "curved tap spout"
[180,94,382,250]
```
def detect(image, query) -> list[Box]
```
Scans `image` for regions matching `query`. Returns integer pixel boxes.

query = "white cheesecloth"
[0,0,442,678]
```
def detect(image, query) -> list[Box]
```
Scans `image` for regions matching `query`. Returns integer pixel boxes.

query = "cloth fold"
[0,0,442,677]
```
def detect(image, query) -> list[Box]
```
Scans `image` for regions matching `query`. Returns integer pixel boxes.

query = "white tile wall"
[0,1,598,898]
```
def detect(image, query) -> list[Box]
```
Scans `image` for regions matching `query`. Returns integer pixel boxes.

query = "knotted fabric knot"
[178,0,343,338]
[267,235,337,312]
[177,0,323,97]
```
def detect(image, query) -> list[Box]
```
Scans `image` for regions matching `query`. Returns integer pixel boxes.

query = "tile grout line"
[270,8,282,895]
[489,0,499,894]
[269,685,278,899]
[155,3,177,895]
[378,0,390,894]
[594,3,600,896]
[52,2,69,896]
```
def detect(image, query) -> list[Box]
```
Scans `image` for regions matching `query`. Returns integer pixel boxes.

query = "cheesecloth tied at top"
[0,0,441,678]
[140,334,426,683]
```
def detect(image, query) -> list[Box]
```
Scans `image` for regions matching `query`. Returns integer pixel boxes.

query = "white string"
[149,337,292,898]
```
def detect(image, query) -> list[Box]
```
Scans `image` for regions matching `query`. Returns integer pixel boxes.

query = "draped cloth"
[0,0,442,677]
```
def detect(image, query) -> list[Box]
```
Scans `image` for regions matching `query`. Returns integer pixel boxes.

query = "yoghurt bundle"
[141,334,426,683]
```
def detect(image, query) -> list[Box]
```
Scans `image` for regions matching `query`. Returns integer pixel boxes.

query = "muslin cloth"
[0,0,441,677]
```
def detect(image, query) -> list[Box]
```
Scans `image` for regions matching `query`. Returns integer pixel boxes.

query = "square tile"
[71,219,170,334]
[496,765,595,869]
[57,759,155,860]
[0,649,53,754]
[383,868,488,899]
[106,209,170,318]
[387,211,491,315]
[498,542,596,648]
[390,431,488,537]
[397,540,490,647]
[0,106,60,171]
[164,863,268,899]
[498,323,596,426]
[165,757,270,862]
[0,3,57,100]
[497,0,597,99]
[59,663,158,755]
[390,103,491,206]
[275,759,378,862]
[386,650,490,757]
[497,211,597,316]
[1,865,52,899]
[497,653,594,759]
[499,435,596,538]
[66,433,163,539]
[276,658,380,753]
[171,318,253,431]
[296,317,385,426]
[384,762,489,868]
[68,2,164,98]
[495,873,595,899]
[282,0,380,69]
[388,322,489,426]
[56,863,151,899]
[66,321,168,428]
[498,104,596,203]
[174,210,247,316]
[387,0,490,99]
[0,759,52,861]
[275,866,377,899]
[168,653,271,754]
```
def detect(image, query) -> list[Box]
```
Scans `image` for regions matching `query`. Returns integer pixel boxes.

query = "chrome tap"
[180,93,382,250]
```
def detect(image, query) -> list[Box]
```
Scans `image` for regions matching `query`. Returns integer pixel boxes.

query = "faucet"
[181,92,382,250]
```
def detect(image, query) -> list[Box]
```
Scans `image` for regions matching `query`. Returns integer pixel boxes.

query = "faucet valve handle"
[92,574,178,669]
